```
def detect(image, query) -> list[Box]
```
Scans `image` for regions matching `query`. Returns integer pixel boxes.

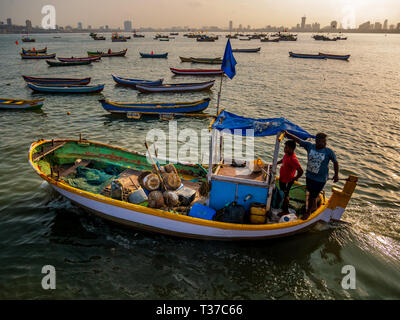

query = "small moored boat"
[232,48,261,53]
[58,56,101,62]
[0,98,44,110]
[22,47,47,54]
[135,80,215,93]
[289,52,327,59]
[46,60,92,67]
[20,53,56,59]
[170,68,224,76]
[111,75,163,88]
[99,98,211,115]
[26,83,104,93]
[22,75,91,85]
[139,52,168,58]
[87,49,127,57]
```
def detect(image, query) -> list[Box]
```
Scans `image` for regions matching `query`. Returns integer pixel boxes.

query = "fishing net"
[65,166,119,194]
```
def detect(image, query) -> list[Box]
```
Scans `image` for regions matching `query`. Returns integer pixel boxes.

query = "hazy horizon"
[1,0,400,29]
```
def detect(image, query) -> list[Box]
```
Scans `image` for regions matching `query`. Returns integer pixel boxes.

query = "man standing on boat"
[282,130,339,220]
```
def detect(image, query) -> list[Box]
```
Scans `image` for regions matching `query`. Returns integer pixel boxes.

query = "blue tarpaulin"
[211,110,314,140]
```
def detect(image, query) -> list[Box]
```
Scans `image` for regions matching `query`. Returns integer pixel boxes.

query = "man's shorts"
[279,180,294,196]
[306,178,326,198]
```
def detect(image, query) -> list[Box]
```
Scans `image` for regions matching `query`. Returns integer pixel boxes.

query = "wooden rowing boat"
[46,60,92,67]
[179,57,222,64]
[58,56,101,62]
[260,38,279,42]
[135,80,215,93]
[139,52,168,58]
[28,135,357,240]
[87,49,127,57]
[22,75,91,85]
[26,83,104,93]
[232,48,261,53]
[22,37,35,42]
[289,52,327,59]
[318,53,351,60]
[99,98,211,114]
[111,75,163,88]
[0,98,44,110]
[20,53,56,59]
[170,68,224,76]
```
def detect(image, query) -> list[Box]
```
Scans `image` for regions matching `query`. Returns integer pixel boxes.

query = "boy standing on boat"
[277,140,304,216]
[282,131,339,220]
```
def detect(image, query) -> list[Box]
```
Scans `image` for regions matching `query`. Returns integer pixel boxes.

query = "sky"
[1,0,399,29]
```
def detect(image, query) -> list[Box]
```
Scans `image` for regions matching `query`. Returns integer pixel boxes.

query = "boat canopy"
[211,110,314,139]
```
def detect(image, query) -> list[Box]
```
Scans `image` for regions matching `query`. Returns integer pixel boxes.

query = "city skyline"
[1,0,400,30]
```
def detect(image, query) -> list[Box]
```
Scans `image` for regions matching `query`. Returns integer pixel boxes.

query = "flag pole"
[216,73,223,115]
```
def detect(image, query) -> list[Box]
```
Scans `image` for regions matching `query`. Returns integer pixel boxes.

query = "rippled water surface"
[0,33,399,299]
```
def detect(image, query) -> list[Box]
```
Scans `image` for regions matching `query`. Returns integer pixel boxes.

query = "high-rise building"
[105,25,109,32]
[124,20,132,32]
[383,19,388,30]
[88,25,92,30]
[331,21,337,29]
[375,22,382,30]
[301,16,306,29]
[397,23,400,30]
[6,18,12,26]
[78,22,83,30]
[239,24,242,31]
[229,20,232,31]
[358,21,371,30]
[25,20,32,30]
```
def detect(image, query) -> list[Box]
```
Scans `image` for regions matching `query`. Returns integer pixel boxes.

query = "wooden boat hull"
[170,68,224,76]
[140,52,168,58]
[58,56,101,62]
[180,57,222,64]
[260,38,279,42]
[318,53,350,60]
[27,83,104,93]
[0,98,44,110]
[111,75,163,87]
[22,38,35,42]
[47,60,92,67]
[232,48,261,53]
[23,76,91,85]
[21,53,56,59]
[289,52,327,59]
[136,80,215,93]
[87,49,127,57]
[28,139,357,240]
[100,98,211,114]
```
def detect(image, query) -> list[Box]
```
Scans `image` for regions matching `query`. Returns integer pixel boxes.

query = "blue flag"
[221,39,237,79]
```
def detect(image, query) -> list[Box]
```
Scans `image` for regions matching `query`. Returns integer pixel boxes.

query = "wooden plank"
[58,159,91,178]
[32,141,66,162]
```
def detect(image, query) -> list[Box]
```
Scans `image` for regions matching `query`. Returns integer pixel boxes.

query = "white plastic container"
[279,213,298,223]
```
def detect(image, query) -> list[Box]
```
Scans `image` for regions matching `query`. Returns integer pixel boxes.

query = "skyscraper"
[229,20,233,32]
[124,20,132,32]
[26,20,32,30]
[6,18,12,26]
[301,16,306,29]
[78,22,83,30]
[383,19,388,30]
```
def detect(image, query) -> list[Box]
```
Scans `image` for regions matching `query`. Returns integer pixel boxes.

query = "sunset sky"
[1,0,399,29]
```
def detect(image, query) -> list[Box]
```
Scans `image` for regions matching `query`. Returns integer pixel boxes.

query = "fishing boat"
[22,75,91,85]
[93,35,106,40]
[260,38,279,42]
[318,53,351,60]
[289,52,327,59]
[159,38,170,41]
[135,80,215,93]
[99,98,211,115]
[26,82,104,93]
[0,98,44,110]
[22,47,47,54]
[20,53,56,59]
[133,34,145,38]
[139,52,168,58]
[87,49,127,57]
[28,112,357,240]
[111,33,127,42]
[196,37,215,42]
[22,37,35,42]
[232,48,261,53]
[170,68,224,76]
[46,60,92,67]
[57,56,101,62]
[111,75,163,88]
[179,57,222,64]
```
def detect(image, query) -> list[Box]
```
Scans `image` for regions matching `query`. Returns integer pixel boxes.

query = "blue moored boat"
[99,98,210,115]
[23,75,91,85]
[26,82,104,94]
[139,52,168,58]
[112,75,163,87]
[289,52,326,59]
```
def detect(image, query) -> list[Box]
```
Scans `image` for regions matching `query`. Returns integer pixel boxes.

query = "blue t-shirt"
[299,140,337,183]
